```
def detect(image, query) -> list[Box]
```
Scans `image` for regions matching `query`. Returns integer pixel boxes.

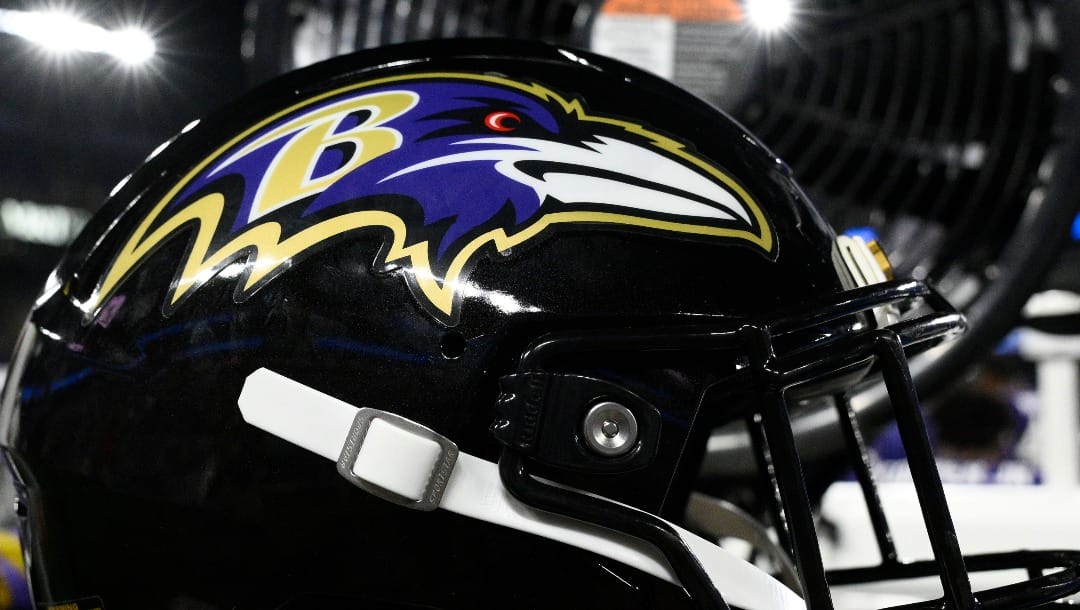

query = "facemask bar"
[828,390,1080,607]
[769,286,1080,609]
[496,279,1080,609]
[745,327,976,609]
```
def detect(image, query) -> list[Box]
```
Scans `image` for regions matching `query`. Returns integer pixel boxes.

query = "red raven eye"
[484,111,521,132]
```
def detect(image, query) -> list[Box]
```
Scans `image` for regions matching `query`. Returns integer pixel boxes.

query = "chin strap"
[237,367,804,610]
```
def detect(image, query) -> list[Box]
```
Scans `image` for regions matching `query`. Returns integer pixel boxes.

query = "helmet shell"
[3,39,843,608]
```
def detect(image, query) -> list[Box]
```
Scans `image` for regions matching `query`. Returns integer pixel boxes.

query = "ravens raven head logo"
[89,73,774,325]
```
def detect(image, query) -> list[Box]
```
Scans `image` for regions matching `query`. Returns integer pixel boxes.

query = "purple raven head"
[100,74,773,324]
[307,81,570,256]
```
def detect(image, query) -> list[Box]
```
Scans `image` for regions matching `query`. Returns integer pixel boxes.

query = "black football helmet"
[2,39,1078,610]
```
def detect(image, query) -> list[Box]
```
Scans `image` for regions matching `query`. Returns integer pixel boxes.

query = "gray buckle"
[336,408,459,512]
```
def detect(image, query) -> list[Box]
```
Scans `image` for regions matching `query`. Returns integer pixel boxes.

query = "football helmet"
[2,39,1078,609]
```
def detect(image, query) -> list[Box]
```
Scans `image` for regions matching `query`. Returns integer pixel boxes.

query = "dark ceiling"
[0,0,247,209]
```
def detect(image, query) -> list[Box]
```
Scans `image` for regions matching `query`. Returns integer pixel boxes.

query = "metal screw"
[583,401,638,457]
[601,420,619,438]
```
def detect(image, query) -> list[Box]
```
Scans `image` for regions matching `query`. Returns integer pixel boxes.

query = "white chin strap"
[238,368,805,610]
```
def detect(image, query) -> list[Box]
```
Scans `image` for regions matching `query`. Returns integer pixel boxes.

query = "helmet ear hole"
[440,331,466,359]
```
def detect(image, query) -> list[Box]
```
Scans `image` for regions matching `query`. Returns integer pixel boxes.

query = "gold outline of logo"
[88,73,775,324]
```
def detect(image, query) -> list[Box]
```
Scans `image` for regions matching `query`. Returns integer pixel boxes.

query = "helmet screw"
[600,420,619,438]
[583,401,638,457]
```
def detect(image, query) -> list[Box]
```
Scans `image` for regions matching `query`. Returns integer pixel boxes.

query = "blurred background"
[0,0,246,363]
[2,0,1080,605]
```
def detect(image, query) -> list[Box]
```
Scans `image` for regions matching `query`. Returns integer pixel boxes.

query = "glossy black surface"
[3,37,1076,610]
[0,38,840,609]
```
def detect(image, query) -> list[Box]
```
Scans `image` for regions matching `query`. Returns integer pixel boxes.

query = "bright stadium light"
[107,27,156,65]
[0,8,156,65]
[744,0,795,33]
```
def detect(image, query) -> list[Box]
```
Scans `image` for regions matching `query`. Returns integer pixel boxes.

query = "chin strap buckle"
[336,408,459,512]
